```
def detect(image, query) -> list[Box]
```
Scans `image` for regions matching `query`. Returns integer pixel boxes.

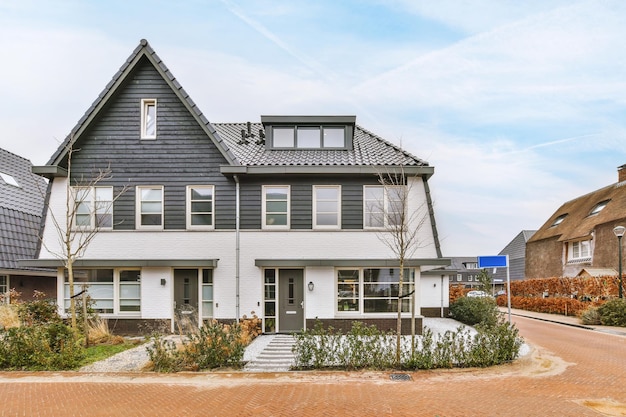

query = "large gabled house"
[0,148,56,301]
[526,165,626,279]
[23,39,449,334]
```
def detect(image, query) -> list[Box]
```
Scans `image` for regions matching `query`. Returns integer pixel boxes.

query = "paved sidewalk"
[501,306,626,336]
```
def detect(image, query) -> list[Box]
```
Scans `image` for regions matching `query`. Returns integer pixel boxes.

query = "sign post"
[478,255,511,323]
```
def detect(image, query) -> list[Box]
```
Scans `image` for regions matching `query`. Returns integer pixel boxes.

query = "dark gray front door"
[173,269,198,312]
[278,269,304,332]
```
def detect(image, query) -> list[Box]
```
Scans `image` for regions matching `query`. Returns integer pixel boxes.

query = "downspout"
[234,174,240,324]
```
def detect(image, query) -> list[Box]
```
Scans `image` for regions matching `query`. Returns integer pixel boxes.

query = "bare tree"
[370,168,429,363]
[41,144,127,329]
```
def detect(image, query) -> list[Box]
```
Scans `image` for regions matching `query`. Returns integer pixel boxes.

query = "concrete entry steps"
[243,334,296,372]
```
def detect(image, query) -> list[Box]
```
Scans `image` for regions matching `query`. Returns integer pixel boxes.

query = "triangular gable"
[46,39,239,168]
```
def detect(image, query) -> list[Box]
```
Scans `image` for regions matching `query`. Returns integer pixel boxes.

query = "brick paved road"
[1,316,625,416]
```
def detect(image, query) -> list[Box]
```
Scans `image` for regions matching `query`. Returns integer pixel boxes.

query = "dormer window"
[551,214,567,227]
[141,99,157,139]
[589,200,609,216]
[262,115,355,150]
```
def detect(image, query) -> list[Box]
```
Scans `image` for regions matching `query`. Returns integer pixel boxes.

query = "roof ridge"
[45,39,240,168]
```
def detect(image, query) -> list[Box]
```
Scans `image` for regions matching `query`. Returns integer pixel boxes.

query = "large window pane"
[314,186,340,228]
[323,127,344,147]
[189,186,214,227]
[296,128,320,148]
[273,128,294,147]
[138,187,163,227]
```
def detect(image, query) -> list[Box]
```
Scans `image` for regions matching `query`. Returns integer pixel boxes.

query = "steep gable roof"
[529,180,626,243]
[45,39,238,170]
[0,148,48,270]
[498,230,536,259]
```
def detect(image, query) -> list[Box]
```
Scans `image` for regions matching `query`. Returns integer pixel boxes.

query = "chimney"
[620,164,626,183]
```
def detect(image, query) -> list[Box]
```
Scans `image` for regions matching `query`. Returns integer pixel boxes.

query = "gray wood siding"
[237,175,380,230]
[66,56,235,230]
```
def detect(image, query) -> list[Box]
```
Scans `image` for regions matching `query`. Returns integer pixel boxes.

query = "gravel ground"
[80,318,528,372]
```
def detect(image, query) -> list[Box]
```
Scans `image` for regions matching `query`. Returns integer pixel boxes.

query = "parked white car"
[466,290,492,298]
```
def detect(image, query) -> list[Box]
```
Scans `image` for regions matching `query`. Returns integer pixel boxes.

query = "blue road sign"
[477,255,508,268]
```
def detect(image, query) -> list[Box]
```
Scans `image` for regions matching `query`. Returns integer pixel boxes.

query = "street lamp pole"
[613,225,625,299]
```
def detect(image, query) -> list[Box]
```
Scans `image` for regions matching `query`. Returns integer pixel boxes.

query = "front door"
[173,269,198,314]
[278,269,304,332]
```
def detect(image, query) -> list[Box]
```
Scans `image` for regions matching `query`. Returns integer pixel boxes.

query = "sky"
[1,0,626,257]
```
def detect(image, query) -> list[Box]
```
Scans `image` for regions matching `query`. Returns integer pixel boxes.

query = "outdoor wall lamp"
[308,281,314,292]
[160,278,166,286]
[613,225,625,298]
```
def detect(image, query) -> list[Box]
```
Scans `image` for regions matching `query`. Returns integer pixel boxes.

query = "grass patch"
[80,341,143,367]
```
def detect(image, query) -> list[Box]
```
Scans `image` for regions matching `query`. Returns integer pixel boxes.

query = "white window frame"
[64,269,141,316]
[71,186,113,230]
[201,269,214,319]
[569,240,591,261]
[363,185,405,229]
[0,275,8,303]
[187,185,215,229]
[336,268,415,315]
[262,185,290,229]
[140,99,157,139]
[313,185,341,229]
[117,270,141,315]
[136,186,164,229]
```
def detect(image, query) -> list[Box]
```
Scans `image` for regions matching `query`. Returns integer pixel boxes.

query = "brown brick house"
[526,164,626,278]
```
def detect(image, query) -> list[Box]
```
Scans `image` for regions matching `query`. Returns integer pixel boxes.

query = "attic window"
[273,126,346,149]
[551,214,567,227]
[262,115,355,150]
[589,200,609,216]
[0,172,20,187]
[141,99,157,139]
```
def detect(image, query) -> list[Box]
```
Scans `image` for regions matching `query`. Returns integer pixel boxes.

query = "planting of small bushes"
[293,306,522,371]
[146,314,261,372]
[0,291,135,371]
[0,292,84,370]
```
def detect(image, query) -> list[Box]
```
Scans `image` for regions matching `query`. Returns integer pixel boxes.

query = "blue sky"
[1,0,626,256]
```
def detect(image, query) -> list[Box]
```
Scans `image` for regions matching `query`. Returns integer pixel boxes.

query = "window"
[456,274,462,282]
[201,269,213,319]
[0,172,20,187]
[65,269,114,314]
[336,268,414,314]
[263,185,289,228]
[264,269,277,332]
[363,185,404,228]
[137,186,163,228]
[187,186,214,228]
[464,262,478,269]
[141,99,157,139]
[589,200,609,216]
[551,214,567,227]
[313,185,341,228]
[72,186,113,229]
[271,126,346,149]
[0,275,7,303]
[64,269,141,315]
[569,240,591,262]
[119,270,141,313]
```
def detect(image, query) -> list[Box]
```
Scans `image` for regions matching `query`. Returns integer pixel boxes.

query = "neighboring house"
[23,39,449,334]
[443,257,482,288]
[526,165,626,278]
[0,148,56,301]
[493,230,536,282]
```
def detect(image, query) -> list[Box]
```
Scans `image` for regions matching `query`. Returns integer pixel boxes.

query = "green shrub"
[597,298,626,326]
[580,306,602,325]
[0,323,83,370]
[146,320,247,372]
[17,291,61,326]
[449,296,499,326]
